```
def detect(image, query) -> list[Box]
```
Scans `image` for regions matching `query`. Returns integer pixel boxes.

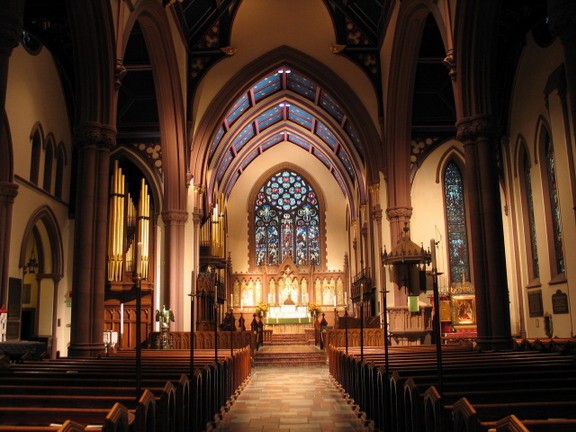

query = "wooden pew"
[0,346,252,432]
[327,343,576,432]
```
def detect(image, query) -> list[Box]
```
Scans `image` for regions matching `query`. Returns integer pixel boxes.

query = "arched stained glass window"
[520,148,539,280]
[255,170,320,266]
[444,161,470,285]
[543,131,565,275]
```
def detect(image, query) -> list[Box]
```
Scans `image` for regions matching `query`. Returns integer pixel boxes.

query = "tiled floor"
[215,365,366,431]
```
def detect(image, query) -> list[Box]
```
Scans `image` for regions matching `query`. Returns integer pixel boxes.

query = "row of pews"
[0,347,252,431]
[327,340,576,432]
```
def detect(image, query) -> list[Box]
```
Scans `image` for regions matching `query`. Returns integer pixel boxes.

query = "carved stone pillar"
[0,2,24,307]
[161,209,188,331]
[0,182,18,306]
[457,115,512,350]
[68,123,116,357]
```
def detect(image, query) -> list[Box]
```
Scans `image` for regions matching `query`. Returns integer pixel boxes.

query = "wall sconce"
[25,247,39,275]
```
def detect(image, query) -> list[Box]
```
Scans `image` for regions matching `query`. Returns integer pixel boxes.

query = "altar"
[264,304,311,333]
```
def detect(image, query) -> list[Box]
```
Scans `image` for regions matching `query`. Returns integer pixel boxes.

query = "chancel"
[1,1,576,431]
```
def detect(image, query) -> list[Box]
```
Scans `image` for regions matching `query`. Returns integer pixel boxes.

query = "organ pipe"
[107,161,152,284]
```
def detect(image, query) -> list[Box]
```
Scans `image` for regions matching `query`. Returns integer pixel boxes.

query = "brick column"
[457,115,513,350]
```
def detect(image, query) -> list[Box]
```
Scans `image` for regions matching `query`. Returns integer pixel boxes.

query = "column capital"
[161,209,189,225]
[73,122,117,150]
[385,206,412,223]
[456,115,499,144]
[371,206,383,223]
[0,1,24,56]
[0,181,18,204]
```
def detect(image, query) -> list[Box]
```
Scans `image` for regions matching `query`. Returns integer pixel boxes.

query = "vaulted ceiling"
[20,0,551,198]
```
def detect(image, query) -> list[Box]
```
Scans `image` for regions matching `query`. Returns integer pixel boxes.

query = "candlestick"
[214,285,218,304]
[191,271,195,295]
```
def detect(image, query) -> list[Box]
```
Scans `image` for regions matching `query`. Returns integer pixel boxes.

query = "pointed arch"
[19,206,64,278]
[43,133,56,193]
[191,46,380,213]
[30,122,44,186]
[54,142,67,200]
[247,162,328,271]
[535,117,565,279]
[435,145,465,184]
[110,146,163,216]
[123,1,187,212]
[442,159,470,285]
[516,136,539,283]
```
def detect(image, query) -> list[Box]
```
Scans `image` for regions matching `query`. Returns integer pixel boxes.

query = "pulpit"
[388,305,433,345]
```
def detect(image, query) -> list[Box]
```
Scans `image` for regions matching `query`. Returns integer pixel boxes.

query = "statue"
[156,305,175,330]
[155,305,174,349]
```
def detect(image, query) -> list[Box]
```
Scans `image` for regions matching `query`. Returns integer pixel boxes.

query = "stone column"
[0,182,18,307]
[0,1,24,307]
[456,115,513,350]
[161,209,188,331]
[68,123,115,357]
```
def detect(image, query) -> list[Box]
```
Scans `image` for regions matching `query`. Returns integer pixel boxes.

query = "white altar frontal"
[265,304,312,333]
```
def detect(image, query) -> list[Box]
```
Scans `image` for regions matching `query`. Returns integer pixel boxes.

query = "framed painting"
[451,294,476,325]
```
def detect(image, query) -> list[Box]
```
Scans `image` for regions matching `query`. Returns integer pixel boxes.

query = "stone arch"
[191,45,381,199]
[123,1,187,212]
[19,206,64,278]
[247,162,328,271]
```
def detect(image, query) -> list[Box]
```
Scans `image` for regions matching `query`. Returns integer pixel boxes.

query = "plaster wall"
[509,35,574,338]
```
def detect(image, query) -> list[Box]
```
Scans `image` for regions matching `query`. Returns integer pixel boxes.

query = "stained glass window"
[521,150,539,279]
[255,170,320,266]
[444,161,470,285]
[544,133,565,275]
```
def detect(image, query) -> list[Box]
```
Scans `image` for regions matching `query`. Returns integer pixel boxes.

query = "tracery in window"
[519,148,539,280]
[543,132,565,275]
[443,161,470,285]
[255,170,320,266]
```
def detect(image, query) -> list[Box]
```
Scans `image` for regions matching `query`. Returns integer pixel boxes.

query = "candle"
[136,242,142,275]
[344,291,347,304]
[191,271,195,295]
[333,294,337,307]
[214,285,218,303]
[360,283,364,302]
[430,239,437,270]
[120,303,124,334]
[241,300,243,311]
[231,293,234,307]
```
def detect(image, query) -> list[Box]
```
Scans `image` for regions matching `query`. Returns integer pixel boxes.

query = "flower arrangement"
[308,303,322,316]
[256,302,269,316]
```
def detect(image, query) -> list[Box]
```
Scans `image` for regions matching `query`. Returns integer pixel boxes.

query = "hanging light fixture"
[25,247,39,275]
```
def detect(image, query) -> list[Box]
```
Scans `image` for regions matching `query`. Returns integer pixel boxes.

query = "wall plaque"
[528,290,543,317]
[552,289,569,314]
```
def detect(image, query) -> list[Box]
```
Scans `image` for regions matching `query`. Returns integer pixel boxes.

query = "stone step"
[269,333,307,345]
[253,345,327,367]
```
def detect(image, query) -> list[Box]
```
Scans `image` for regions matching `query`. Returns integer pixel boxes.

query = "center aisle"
[215,363,367,432]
